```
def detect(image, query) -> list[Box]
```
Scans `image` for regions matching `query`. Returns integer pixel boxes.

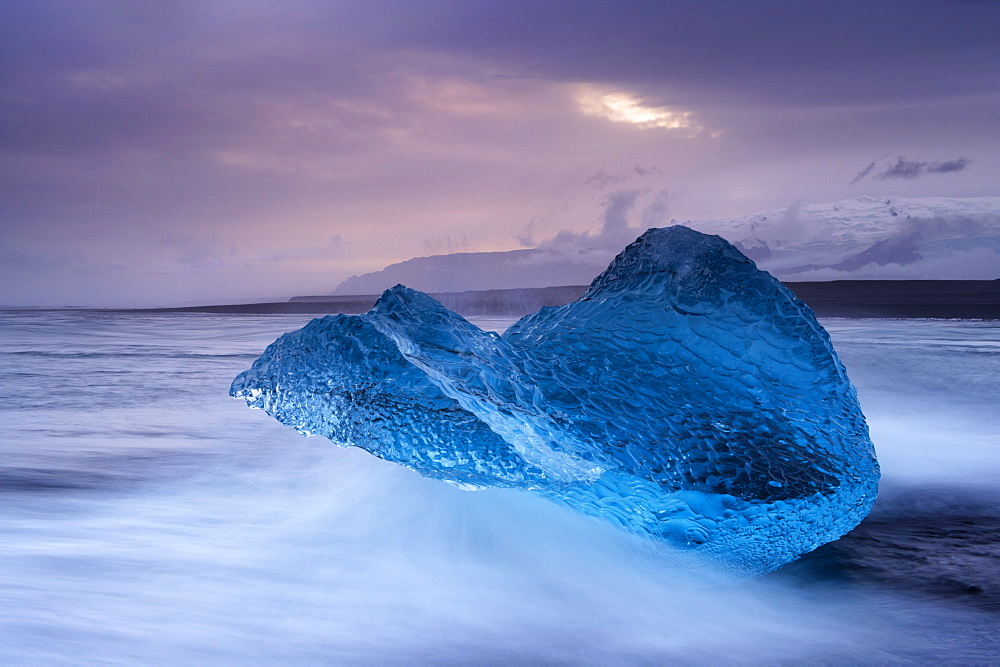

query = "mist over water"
[1,311,997,663]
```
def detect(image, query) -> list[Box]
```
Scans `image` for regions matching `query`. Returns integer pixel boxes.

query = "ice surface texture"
[232,226,879,578]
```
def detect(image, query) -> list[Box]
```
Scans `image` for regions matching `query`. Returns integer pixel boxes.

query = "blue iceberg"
[232,226,879,577]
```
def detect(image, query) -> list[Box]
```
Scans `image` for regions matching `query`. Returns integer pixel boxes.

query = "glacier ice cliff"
[232,226,879,578]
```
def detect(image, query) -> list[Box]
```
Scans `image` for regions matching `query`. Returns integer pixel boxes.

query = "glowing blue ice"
[232,226,879,577]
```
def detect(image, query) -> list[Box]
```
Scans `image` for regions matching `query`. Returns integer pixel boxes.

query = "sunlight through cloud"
[576,85,700,131]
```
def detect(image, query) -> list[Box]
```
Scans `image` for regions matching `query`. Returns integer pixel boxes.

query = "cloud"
[539,189,672,255]
[575,85,702,132]
[161,235,234,270]
[881,157,928,180]
[882,156,972,179]
[584,164,663,189]
[541,190,639,253]
[928,157,972,174]
[850,155,972,183]
[355,0,1000,107]
[849,159,879,185]
[641,190,671,230]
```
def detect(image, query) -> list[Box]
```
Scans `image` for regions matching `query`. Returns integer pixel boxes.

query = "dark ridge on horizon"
[140,285,590,318]
[12,280,989,320]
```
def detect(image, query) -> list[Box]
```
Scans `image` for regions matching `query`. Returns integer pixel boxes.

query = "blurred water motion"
[1,311,998,663]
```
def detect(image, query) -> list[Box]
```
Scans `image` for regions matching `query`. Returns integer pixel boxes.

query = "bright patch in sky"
[576,86,698,130]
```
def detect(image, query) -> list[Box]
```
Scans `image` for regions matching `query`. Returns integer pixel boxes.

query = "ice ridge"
[232,226,879,578]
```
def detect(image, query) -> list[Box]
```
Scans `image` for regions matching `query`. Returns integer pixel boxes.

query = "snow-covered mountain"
[333,196,1000,294]
[684,196,1000,281]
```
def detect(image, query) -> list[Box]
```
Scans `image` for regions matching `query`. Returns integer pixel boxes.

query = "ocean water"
[1,311,998,663]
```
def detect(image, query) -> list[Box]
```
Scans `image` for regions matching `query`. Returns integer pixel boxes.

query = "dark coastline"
[6,280,997,319]
[785,280,1000,319]
[119,280,1000,319]
[124,285,593,318]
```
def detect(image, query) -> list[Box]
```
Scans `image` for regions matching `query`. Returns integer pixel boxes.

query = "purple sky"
[2,0,998,307]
